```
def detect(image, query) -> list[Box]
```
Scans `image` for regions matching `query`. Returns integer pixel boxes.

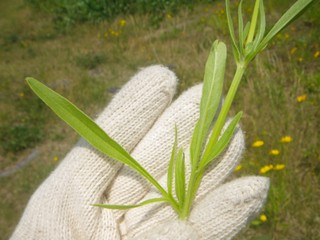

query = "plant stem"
[180,62,247,219]
[202,62,247,163]
[180,168,205,219]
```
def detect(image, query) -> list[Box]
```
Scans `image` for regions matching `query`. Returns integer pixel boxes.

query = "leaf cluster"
[226,0,315,65]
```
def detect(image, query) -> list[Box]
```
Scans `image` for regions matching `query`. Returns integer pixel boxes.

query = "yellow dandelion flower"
[259,166,267,174]
[234,164,242,172]
[53,156,59,161]
[259,165,271,174]
[252,140,264,148]
[290,47,297,55]
[269,149,280,155]
[274,164,285,170]
[259,164,273,174]
[109,29,120,37]
[119,19,126,27]
[297,95,307,102]
[280,136,293,143]
[260,214,267,222]
[314,50,320,58]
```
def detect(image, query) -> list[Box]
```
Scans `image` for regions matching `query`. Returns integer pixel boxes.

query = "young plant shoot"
[27,0,314,219]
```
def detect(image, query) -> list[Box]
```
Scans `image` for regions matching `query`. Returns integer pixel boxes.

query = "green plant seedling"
[27,0,315,219]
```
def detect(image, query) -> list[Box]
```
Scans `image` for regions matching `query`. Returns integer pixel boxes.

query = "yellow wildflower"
[274,164,285,170]
[19,92,24,97]
[290,47,297,55]
[260,214,267,222]
[166,14,172,20]
[119,19,126,27]
[259,164,274,174]
[53,156,59,161]
[252,140,264,148]
[269,149,280,155]
[297,94,307,102]
[298,57,303,62]
[280,136,293,143]
[109,29,120,37]
[234,164,242,172]
[314,50,320,58]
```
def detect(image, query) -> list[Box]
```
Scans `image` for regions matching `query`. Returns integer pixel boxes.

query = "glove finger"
[125,176,269,240]
[129,220,199,240]
[188,176,270,240]
[107,84,202,221]
[11,65,177,240]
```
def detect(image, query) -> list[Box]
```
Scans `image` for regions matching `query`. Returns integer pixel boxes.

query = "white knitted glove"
[11,65,269,240]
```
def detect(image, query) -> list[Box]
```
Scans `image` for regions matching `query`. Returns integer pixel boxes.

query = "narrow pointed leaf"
[190,41,227,168]
[243,22,251,44]
[238,0,244,54]
[26,78,167,196]
[253,0,266,49]
[257,0,314,52]
[226,0,240,58]
[200,111,242,170]
[175,148,185,204]
[167,126,178,196]
[246,0,260,45]
[93,198,167,210]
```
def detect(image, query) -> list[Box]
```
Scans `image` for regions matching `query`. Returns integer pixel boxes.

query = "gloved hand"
[11,65,269,240]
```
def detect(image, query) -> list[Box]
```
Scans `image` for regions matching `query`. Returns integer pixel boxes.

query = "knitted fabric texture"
[11,65,269,240]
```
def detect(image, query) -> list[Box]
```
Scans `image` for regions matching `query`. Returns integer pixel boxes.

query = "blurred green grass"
[0,0,319,239]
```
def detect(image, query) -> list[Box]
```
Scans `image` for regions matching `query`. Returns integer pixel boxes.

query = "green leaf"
[175,148,185,205]
[226,0,240,60]
[93,198,167,210]
[26,78,167,197]
[253,0,266,49]
[238,0,244,54]
[257,0,314,52]
[199,111,242,170]
[167,126,178,197]
[189,41,227,169]
[243,22,251,45]
[246,0,260,45]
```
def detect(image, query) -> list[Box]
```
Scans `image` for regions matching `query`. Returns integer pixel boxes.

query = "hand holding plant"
[11,0,314,239]
[12,64,269,239]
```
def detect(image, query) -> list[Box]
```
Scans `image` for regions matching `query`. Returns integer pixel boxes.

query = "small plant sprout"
[26,0,314,219]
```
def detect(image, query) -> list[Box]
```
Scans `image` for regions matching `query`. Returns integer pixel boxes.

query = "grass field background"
[0,0,319,239]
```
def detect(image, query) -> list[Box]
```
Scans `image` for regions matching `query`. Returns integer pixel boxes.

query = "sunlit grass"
[0,0,319,239]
